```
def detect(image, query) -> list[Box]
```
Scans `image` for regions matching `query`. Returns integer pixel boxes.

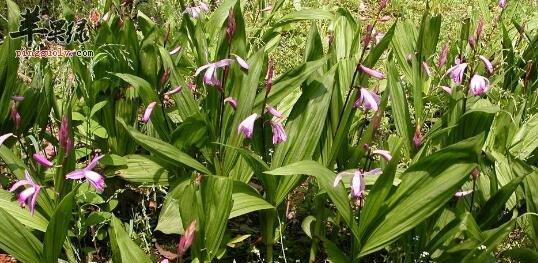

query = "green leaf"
[0,208,42,263]
[43,187,77,263]
[509,114,538,160]
[359,135,483,256]
[476,173,528,228]
[109,216,152,263]
[114,155,170,185]
[155,178,191,235]
[202,176,233,259]
[117,117,211,174]
[324,238,351,263]
[0,190,48,232]
[230,181,274,219]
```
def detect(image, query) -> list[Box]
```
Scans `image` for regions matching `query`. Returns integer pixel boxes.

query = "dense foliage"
[0,0,537,262]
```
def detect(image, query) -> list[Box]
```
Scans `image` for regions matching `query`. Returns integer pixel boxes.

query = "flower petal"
[142,102,157,123]
[86,154,105,171]
[84,170,106,192]
[232,54,249,70]
[66,170,86,180]
[0,133,14,146]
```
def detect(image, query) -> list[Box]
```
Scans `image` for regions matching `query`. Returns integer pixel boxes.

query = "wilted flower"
[354,88,380,112]
[195,59,233,87]
[59,115,73,155]
[358,64,385,79]
[438,43,449,68]
[468,35,476,49]
[479,55,494,74]
[184,1,209,18]
[10,170,41,214]
[160,69,171,87]
[446,63,468,84]
[178,220,196,257]
[238,113,258,138]
[454,190,473,197]
[440,86,452,94]
[372,149,392,161]
[265,58,275,93]
[226,10,236,41]
[499,0,506,9]
[374,31,385,44]
[164,86,182,96]
[270,121,287,144]
[66,154,106,192]
[10,103,21,129]
[0,133,14,146]
[33,153,54,168]
[475,19,484,41]
[471,168,480,179]
[413,127,423,149]
[142,102,157,123]
[422,61,432,77]
[379,0,389,11]
[469,74,490,96]
[224,97,237,110]
[362,24,374,48]
[266,106,282,118]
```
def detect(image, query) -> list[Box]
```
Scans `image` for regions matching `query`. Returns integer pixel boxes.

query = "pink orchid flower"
[10,170,41,214]
[66,155,106,192]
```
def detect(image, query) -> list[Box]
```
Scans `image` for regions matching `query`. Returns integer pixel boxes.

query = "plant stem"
[470,178,477,212]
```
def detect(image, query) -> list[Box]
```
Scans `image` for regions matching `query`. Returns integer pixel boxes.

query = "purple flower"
[270,122,287,144]
[422,61,432,77]
[66,155,106,192]
[454,190,473,197]
[238,113,258,138]
[440,86,452,94]
[266,106,282,118]
[468,35,476,49]
[195,59,234,87]
[469,74,490,96]
[11,95,24,102]
[438,43,449,68]
[164,86,182,96]
[169,46,181,55]
[354,88,380,112]
[372,149,392,161]
[499,0,506,9]
[479,55,494,74]
[232,54,249,70]
[224,97,237,110]
[178,220,196,257]
[379,0,389,10]
[358,64,385,80]
[0,133,14,146]
[333,169,382,202]
[446,63,468,84]
[142,102,157,123]
[184,1,209,18]
[10,170,41,214]
[33,153,54,168]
